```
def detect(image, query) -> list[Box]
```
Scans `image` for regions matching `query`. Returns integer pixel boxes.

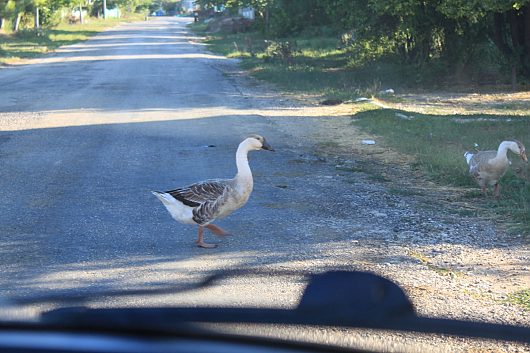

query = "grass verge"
[507,289,530,311]
[352,109,530,233]
[193,25,530,235]
[0,15,144,65]
[189,25,411,100]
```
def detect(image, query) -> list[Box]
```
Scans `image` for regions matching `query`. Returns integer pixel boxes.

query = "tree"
[108,0,152,13]
[32,0,48,28]
[0,0,9,30]
[195,0,276,33]
[438,0,530,86]
[488,3,530,87]
[10,0,32,31]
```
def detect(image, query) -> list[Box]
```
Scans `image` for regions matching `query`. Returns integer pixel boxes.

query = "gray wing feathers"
[468,151,496,175]
[167,180,227,204]
[193,196,226,225]
[167,180,233,225]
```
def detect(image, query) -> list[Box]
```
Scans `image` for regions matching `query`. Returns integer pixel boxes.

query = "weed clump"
[263,40,297,64]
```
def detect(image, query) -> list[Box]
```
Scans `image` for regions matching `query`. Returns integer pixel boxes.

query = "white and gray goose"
[152,135,274,248]
[464,140,527,198]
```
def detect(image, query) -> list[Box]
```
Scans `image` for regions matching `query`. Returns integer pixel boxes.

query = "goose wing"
[468,151,496,176]
[166,180,228,206]
[166,180,233,225]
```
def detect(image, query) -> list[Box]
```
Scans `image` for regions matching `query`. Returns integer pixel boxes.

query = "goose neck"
[235,144,252,180]
[495,141,512,160]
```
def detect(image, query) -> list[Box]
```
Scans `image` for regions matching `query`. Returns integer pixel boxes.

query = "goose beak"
[262,140,275,152]
[521,151,528,162]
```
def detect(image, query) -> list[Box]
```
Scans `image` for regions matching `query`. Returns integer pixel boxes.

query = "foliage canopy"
[195,0,530,84]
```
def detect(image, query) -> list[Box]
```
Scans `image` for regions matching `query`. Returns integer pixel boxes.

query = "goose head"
[506,140,528,162]
[245,134,275,152]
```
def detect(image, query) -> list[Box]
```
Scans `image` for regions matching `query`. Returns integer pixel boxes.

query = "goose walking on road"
[152,135,274,248]
[464,140,527,198]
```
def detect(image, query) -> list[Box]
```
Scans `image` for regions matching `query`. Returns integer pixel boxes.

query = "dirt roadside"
[214,60,530,352]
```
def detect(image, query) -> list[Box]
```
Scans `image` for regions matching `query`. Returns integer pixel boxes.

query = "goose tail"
[151,191,174,205]
[464,151,474,165]
[151,190,195,224]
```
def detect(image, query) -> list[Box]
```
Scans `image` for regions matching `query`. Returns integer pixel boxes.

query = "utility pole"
[103,0,107,19]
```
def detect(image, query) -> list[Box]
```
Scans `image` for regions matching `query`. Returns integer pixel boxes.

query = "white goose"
[464,140,527,198]
[152,135,274,248]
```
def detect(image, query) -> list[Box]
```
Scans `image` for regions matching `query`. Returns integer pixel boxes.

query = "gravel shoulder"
[211,60,530,352]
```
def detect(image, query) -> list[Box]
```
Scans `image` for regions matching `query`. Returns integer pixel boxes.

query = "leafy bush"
[346,37,395,68]
[39,7,63,28]
[263,40,297,64]
[14,28,48,39]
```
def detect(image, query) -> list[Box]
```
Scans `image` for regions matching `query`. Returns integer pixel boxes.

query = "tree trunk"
[13,13,21,32]
[103,0,107,19]
[491,13,512,57]
[454,59,467,85]
[511,64,517,91]
[34,7,39,29]
[264,5,269,35]
[0,17,4,31]
[79,3,83,24]
[522,5,530,77]
[524,5,530,49]
[508,10,522,48]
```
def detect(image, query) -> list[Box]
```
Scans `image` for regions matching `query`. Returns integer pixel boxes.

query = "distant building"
[181,0,197,13]
[238,7,255,20]
[105,8,121,18]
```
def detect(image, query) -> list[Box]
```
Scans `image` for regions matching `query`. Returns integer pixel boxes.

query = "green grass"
[0,15,143,64]
[507,289,530,311]
[189,24,416,100]
[353,109,530,233]
[189,24,530,96]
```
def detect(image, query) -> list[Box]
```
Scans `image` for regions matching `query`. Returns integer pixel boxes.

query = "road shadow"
[0,114,526,306]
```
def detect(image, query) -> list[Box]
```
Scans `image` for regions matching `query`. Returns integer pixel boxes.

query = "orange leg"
[493,183,500,199]
[196,226,217,248]
[206,224,231,236]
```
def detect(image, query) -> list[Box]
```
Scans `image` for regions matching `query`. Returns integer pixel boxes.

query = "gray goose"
[152,135,274,248]
[464,140,527,198]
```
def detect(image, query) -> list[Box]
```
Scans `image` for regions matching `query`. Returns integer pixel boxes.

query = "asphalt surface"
[0,18,319,307]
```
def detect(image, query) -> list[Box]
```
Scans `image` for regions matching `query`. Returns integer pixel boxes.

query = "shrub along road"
[0,17,528,352]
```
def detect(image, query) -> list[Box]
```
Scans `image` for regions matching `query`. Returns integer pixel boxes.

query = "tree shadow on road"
[0,114,527,311]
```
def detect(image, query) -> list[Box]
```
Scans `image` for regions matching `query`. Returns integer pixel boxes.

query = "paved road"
[1,17,528,352]
[1,21,253,273]
[0,17,327,308]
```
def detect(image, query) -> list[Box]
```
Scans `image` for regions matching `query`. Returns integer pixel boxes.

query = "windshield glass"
[0,1,529,352]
